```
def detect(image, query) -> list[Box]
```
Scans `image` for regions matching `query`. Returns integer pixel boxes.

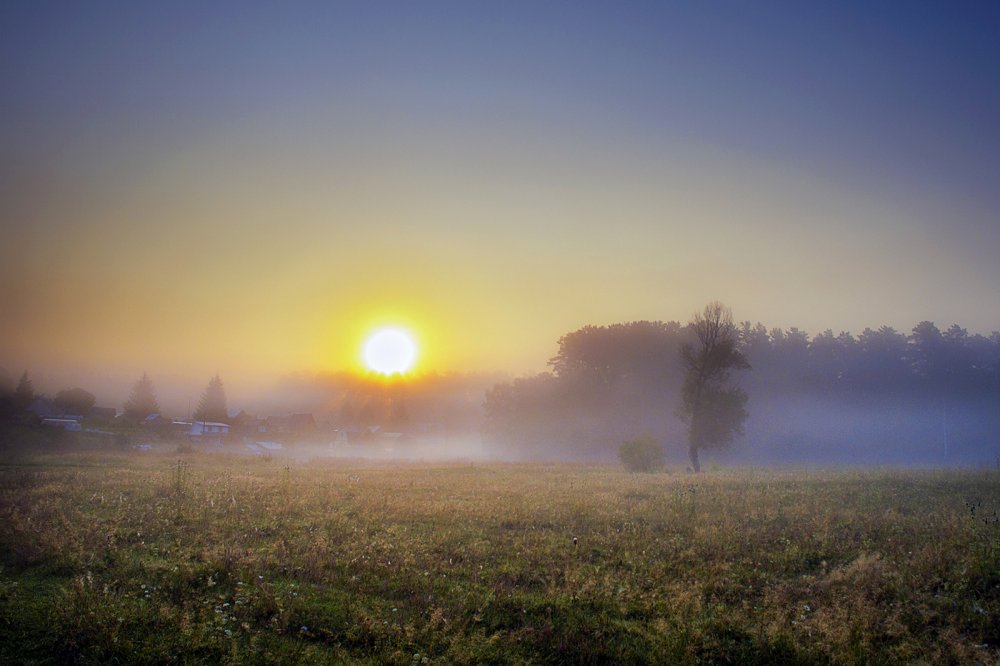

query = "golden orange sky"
[3,128,989,387]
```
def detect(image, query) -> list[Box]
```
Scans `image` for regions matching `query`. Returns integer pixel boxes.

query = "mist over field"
[3,315,998,468]
[481,320,1000,467]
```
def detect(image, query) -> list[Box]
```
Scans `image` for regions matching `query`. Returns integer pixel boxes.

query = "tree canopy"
[678,302,750,472]
[54,388,96,415]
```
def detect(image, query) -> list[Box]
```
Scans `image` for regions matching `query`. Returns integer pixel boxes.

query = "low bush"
[619,435,664,472]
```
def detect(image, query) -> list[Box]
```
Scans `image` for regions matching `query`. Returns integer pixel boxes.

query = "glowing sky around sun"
[1,2,999,395]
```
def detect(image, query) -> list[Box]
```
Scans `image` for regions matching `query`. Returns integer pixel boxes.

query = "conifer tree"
[124,372,160,422]
[193,374,228,423]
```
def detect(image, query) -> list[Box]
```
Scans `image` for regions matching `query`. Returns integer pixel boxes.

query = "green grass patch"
[1,455,998,663]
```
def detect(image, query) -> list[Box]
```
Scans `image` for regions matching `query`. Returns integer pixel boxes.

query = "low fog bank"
[483,319,1000,467]
[307,391,1000,466]
[324,436,496,462]
[4,318,998,468]
[479,391,1000,468]
[710,393,999,467]
[215,436,500,464]
[0,368,508,463]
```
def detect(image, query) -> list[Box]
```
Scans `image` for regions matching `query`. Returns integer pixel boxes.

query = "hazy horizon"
[4,312,998,418]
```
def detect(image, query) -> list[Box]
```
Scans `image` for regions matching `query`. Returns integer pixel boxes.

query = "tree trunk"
[689,443,701,473]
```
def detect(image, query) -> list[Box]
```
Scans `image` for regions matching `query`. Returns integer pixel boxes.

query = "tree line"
[117,372,230,423]
[0,371,230,424]
[484,309,1000,464]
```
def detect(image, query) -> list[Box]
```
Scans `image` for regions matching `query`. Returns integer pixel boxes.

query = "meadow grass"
[1,453,998,664]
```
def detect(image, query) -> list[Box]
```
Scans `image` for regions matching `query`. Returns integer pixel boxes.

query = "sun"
[362,328,418,375]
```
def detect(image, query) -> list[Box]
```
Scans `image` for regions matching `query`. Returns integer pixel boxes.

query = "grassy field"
[1,454,999,664]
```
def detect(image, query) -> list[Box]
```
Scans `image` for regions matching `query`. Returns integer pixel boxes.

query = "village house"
[230,411,268,439]
[188,421,230,444]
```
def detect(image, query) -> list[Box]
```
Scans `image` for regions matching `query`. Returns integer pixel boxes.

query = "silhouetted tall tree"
[194,374,228,423]
[124,372,159,422]
[679,302,750,472]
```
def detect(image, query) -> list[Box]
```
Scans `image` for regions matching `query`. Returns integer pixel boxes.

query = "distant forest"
[484,321,1000,465]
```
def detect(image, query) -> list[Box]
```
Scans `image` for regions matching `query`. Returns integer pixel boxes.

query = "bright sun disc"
[363,328,417,375]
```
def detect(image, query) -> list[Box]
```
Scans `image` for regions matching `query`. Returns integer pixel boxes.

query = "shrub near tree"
[619,435,665,472]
